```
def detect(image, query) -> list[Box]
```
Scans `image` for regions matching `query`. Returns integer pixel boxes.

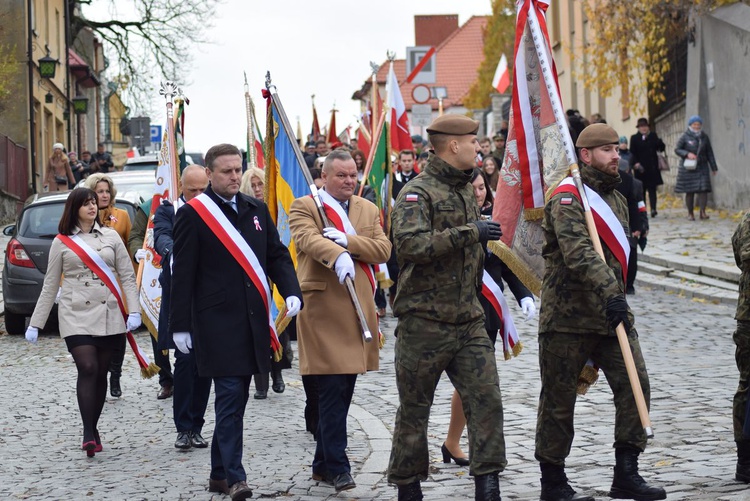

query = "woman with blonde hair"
[45,143,75,192]
[84,173,133,397]
[239,167,265,200]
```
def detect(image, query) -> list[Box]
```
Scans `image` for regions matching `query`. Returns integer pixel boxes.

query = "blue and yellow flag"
[265,98,310,325]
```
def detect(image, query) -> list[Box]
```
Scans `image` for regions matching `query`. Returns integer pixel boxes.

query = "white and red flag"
[492,53,511,94]
[386,62,411,153]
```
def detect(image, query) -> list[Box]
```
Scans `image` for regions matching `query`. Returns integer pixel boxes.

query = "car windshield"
[117,182,155,203]
[17,203,64,238]
[123,162,158,171]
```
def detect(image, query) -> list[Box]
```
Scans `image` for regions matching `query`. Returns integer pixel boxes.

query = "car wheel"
[4,311,27,335]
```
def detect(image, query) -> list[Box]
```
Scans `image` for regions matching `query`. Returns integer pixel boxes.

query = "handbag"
[54,175,68,184]
[657,153,669,171]
[683,158,697,170]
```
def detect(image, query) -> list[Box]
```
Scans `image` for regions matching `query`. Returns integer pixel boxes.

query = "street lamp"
[38,54,58,79]
[72,96,89,114]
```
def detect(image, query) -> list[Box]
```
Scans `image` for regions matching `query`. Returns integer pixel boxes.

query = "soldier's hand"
[472,220,502,243]
[605,295,631,333]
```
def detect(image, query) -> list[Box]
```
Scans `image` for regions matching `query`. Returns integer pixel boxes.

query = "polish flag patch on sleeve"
[405,193,419,202]
[638,201,647,212]
[560,197,573,205]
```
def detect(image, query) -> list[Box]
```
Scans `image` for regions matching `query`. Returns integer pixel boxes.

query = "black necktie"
[339,201,348,214]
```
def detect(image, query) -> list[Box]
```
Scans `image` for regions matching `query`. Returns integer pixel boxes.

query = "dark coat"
[615,170,646,236]
[170,186,302,378]
[674,129,718,194]
[629,131,665,189]
[153,198,179,351]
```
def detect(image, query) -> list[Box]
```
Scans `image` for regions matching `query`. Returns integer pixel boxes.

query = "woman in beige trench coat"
[24,188,141,457]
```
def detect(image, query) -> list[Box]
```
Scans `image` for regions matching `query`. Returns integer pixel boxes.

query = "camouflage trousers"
[535,332,651,466]
[387,315,505,485]
[733,321,750,442]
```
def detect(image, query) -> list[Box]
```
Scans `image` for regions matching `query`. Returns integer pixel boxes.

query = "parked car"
[2,191,138,335]
[76,171,156,205]
[123,153,159,172]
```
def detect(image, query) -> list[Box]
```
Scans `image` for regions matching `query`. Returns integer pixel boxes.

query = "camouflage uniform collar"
[580,163,621,194]
[424,153,473,186]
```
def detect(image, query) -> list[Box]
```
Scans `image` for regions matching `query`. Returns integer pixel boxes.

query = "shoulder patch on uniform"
[405,193,419,202]
[560,197,573,205]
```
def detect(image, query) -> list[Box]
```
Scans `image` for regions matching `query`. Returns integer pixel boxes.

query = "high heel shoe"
[93,430,102,453]
[441,443,469,466]
[82,440,96,457]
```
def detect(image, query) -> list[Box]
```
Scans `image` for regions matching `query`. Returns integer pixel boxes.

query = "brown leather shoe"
[229,480,253,500]
[208,478,230,495]
[157,384,173,400]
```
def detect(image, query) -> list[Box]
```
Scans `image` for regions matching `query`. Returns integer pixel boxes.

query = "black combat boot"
[397,481,423,501]
[474,472,501,501]
[271,367,285,393]
[253,372,269,399]
[539,463,594,501]
[736,441,750,483]
[609,448,666,500]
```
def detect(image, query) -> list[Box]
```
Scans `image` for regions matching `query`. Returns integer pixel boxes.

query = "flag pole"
[244,72,259,170]
[358,110,387,197]
[525,4,653,438]
[265,72,373,343]
[370,62,379,134]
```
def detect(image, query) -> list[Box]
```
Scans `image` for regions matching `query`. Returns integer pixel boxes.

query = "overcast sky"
[88,0,492,154]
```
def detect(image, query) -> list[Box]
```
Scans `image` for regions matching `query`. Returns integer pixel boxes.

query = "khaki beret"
[426,114,479,136]
[575,123,620,149]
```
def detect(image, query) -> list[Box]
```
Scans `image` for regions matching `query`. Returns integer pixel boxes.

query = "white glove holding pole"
[334,253,355,284]
[520,297,537,320]
[173,332,192,354]
[323,227,348,248]
[134,249,148,263]
[285,296,302,317]
[25,326,39,344]
[126,312,142,331]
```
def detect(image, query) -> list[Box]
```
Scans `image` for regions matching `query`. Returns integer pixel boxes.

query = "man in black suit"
[153,165,212,450]
[170,144,302,501]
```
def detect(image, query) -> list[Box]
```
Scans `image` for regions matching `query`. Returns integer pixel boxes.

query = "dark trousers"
[313,374,357,477]
[210,376,251,486]
[150,335,173,387]
[375,287,386,309]
[109,334,126,378]
[627,243,638,290]
[302,375,319,435]
[173,349,211,434]
[646,185,657,213]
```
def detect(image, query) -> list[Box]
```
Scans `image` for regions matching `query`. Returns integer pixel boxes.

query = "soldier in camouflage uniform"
[536,124,665,501]
[732,210,750,482]
[387,114,504,501]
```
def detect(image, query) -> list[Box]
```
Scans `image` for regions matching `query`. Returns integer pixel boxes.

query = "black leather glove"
[605,295,632,333]
[472,220,502,243]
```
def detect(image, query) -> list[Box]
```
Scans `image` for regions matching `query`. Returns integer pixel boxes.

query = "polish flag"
[386,63,411,153]
[492,53,510,94]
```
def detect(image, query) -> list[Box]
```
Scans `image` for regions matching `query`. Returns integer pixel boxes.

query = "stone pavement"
[1,203,750,500]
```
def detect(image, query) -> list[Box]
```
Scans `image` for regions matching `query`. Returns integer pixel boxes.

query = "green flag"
[367,121,392,231]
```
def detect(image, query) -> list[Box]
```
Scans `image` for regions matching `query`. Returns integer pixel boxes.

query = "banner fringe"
[487,240,542,296]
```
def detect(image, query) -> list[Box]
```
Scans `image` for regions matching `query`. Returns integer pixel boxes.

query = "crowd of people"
[23,110,741,501]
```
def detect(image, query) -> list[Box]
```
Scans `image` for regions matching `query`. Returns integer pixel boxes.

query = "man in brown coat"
[290,149,391,493]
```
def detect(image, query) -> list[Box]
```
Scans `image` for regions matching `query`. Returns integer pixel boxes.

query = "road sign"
[150,125,163,143]
[411,84,431,104]
[411,104,433,127]
[406,46,436,84]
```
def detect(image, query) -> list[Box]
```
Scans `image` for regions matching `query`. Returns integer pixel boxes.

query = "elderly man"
[170,144,302,501]
[388,114,505,501]
[152,165,212,448]
[289,149,391,493]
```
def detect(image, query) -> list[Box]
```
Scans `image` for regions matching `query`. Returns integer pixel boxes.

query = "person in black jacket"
[169,144,302,500]
[153,165,212,450]
[629,118,666,217]
[616,162,649,294]
[441,168,536,465]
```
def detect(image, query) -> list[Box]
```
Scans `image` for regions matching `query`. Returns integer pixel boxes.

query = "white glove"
[126,312,142,331]
[173,332,192,354]
[25,326,39,344]
[520,297,537,320]
[323,227,348,248]
[285,296,302,317]
[54,287,62,304]
[334,253,356,284]
[134,249,148,263]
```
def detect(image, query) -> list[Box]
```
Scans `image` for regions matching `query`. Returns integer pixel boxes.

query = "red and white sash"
[317,190,377,295]
[481,269,521,360]
[552,178,630,282]
[187,193,281,355]
[57,234,153,372]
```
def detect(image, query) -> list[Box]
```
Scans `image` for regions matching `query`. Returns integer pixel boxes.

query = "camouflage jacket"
[539,164,634,335]
[391,153,485,324]
[733,211,750,321]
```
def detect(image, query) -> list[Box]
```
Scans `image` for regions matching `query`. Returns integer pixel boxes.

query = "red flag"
[311,101,321,139]
[386,63,411,153]
[357,126,371,154]
[327,108,337,144]
[254,138,265,168]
